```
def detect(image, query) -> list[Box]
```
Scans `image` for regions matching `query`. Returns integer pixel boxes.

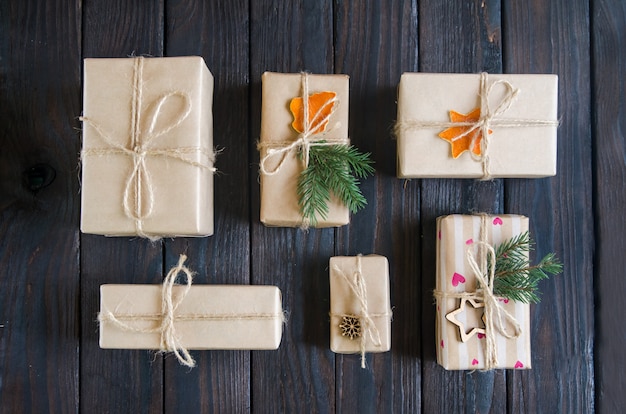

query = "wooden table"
[1,1,623,412]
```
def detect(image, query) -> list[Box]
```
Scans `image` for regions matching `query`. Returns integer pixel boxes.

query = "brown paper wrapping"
[100,284,283,350]
[397,73,558,178]
[435,214,531,370]
[81,56,214,237]
[329,255,391,354]
[260,72,350,227]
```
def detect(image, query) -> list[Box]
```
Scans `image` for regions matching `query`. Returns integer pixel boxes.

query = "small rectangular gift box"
[329,255,392,367]
[81,56,215,238]
[435,214,531,370]
[396,73,558,179]
[99,284,283,351]
[259,72,350,227]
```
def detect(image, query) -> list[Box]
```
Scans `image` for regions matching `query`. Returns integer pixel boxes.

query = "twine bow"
[258,72,347,176]
[395,72,559,180]
[99,254,196,367]
[81,57,216,240]
[434,215,522,370]
[464,240,522,369]
[333,255,385,368]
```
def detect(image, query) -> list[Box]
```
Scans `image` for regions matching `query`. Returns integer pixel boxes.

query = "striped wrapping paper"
[435,214,532,370]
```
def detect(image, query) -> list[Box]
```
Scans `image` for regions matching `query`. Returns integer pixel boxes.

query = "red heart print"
[440,340,444,348]
[466,238,473,245]
[452,272,466,287]
[514,361,524,369]
[472,358,479,366]
[493,217,503,225]
[477,333,485,339]
[438,230,442,240]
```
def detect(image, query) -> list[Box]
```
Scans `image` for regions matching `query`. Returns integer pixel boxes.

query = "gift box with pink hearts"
[434,214,532,370]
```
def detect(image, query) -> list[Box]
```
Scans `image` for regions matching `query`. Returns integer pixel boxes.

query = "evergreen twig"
[296,144,374,225]
[488,231,563,304]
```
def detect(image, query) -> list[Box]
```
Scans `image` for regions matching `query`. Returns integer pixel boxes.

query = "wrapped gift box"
[259,72,350,227]
[81,56,214,238]
[100,284,283,350]
[396,73,558,179]
[329,255,391,363]
[435,214,531,370]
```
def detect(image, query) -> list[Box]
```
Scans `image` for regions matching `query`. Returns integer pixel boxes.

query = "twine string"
[98,254,285,368]
[433,215,522,370]
[394,72,559,180]
[332,255,384,368]
[258,73,347,176]
[80,57,216,240]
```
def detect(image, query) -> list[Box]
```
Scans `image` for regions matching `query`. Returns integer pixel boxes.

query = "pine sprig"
[296,144,374,225]
[489,231,563,304]
[297,160,331,223]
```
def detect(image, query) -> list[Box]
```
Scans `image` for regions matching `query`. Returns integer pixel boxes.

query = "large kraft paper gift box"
[435,214,531,370]
[330,255,392,368]
[396,73,558,179]
[259,72,350,227]
[81,56,214,238]
[99,257,284,357]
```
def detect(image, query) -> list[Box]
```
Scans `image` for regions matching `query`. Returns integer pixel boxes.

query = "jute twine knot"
[332,255,388,369]
[80,57,217,240]
[99,254,197,367]
[258,72,348,176]
[434,214,522,370]
[98,255,287,368]
[394,72,559,180]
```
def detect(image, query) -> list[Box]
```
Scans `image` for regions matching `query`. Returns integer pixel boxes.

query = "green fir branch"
[490,231,563,304]
[297,160,331,224]
[296,144,374,226]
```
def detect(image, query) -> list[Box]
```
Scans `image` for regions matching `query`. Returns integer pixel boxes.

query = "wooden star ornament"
[438,107,493,158]
[445,298,487,342]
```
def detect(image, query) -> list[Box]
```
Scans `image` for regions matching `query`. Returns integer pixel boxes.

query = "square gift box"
[435,214,531,370]
[329,255,392,367]
[259,72,350,227]
[396,73,558,179]
[81,56,214,238]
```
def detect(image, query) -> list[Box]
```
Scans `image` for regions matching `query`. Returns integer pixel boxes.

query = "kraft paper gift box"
[81,56,214,238]
[435,214,531,370]
[259,72,350,227]
[330,255,392,367]
[99,266,284,354]
[100,284,283,351]
[396,73,559,179]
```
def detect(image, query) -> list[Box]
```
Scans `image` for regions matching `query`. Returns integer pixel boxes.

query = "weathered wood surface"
[0,0,620,412]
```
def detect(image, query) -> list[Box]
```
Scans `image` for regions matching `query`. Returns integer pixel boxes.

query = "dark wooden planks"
[80,244,164,414]
[503,0,594,412]
[418,1,506,413]
[0,0,614,412]
[333,1,420,412]
[79,1,166,413]
[163,0,252,412]
[0,0,81,412]
[591,0,626,411]
[250,1,336,412]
